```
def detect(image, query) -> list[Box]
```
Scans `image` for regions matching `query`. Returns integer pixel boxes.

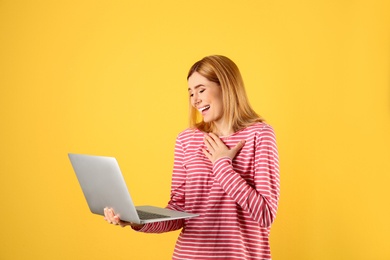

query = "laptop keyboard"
[137,210,169,220]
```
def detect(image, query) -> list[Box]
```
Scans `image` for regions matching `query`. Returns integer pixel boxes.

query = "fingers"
[203,133,224,154]
[202,148,212,160]
[104,208,134,228]
[203,132,246,163]
[104,207,113,223]
[203,134,216,154]
[229,140,245,159]
[205,133,224,147]
[104,207,121,225]
[233,140,246,153]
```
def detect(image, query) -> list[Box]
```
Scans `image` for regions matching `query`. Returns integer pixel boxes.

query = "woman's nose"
[193,94,201,106]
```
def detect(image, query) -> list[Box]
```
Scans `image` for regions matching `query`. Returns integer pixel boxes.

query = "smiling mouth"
[198,105,210,113]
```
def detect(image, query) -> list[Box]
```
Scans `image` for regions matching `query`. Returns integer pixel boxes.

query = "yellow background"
[1,0,389,259]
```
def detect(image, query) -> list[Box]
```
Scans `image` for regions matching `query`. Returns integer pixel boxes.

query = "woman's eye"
[199,89,205,93]
[189,93,194,97]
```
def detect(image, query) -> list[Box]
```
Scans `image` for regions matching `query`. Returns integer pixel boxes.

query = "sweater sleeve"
[135,136,186,233]
[212,125,280,228]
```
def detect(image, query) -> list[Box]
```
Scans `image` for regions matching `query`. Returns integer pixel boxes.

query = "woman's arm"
[209,125,280,228]
[133,136,187,233]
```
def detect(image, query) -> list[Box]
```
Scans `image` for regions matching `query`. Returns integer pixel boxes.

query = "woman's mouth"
[198,105,210,114]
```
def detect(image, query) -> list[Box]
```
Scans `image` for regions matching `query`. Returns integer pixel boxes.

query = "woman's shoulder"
[176,127,203,140]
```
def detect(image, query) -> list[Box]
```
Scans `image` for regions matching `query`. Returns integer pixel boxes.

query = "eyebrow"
[188,84,204,92]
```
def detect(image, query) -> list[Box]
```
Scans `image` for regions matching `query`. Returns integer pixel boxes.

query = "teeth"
[198,105,210,112]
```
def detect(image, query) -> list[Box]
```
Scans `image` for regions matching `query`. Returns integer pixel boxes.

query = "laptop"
[68,153,198,224]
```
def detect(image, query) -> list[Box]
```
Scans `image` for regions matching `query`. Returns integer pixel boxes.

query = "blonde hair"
[187,55,263,133]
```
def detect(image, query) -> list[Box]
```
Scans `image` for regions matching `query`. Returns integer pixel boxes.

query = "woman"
[105,55,280,260]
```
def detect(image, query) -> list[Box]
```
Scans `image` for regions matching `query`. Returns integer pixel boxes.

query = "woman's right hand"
[103,207,144,229]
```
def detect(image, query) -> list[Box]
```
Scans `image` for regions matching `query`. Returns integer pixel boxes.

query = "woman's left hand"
[202,133,245,164]
[104,208,142,228]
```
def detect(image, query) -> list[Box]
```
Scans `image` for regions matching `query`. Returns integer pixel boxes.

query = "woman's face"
[188,72,224,125]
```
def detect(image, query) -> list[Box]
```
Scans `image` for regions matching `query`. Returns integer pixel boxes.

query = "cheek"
[217,103,224,115]
[216,100,225,115]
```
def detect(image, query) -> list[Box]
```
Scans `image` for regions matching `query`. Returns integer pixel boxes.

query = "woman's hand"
[103,208,144,229]
[202,133,246,164]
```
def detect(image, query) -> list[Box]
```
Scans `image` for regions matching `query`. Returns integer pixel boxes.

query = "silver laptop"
[68,153,198,224]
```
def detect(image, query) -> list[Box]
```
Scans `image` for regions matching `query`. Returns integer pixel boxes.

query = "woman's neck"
[212,123,234,137]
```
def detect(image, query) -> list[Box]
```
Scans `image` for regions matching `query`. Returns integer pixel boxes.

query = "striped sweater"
[137,123,280,260]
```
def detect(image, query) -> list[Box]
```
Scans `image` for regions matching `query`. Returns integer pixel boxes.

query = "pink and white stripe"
[137,123,280,260]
